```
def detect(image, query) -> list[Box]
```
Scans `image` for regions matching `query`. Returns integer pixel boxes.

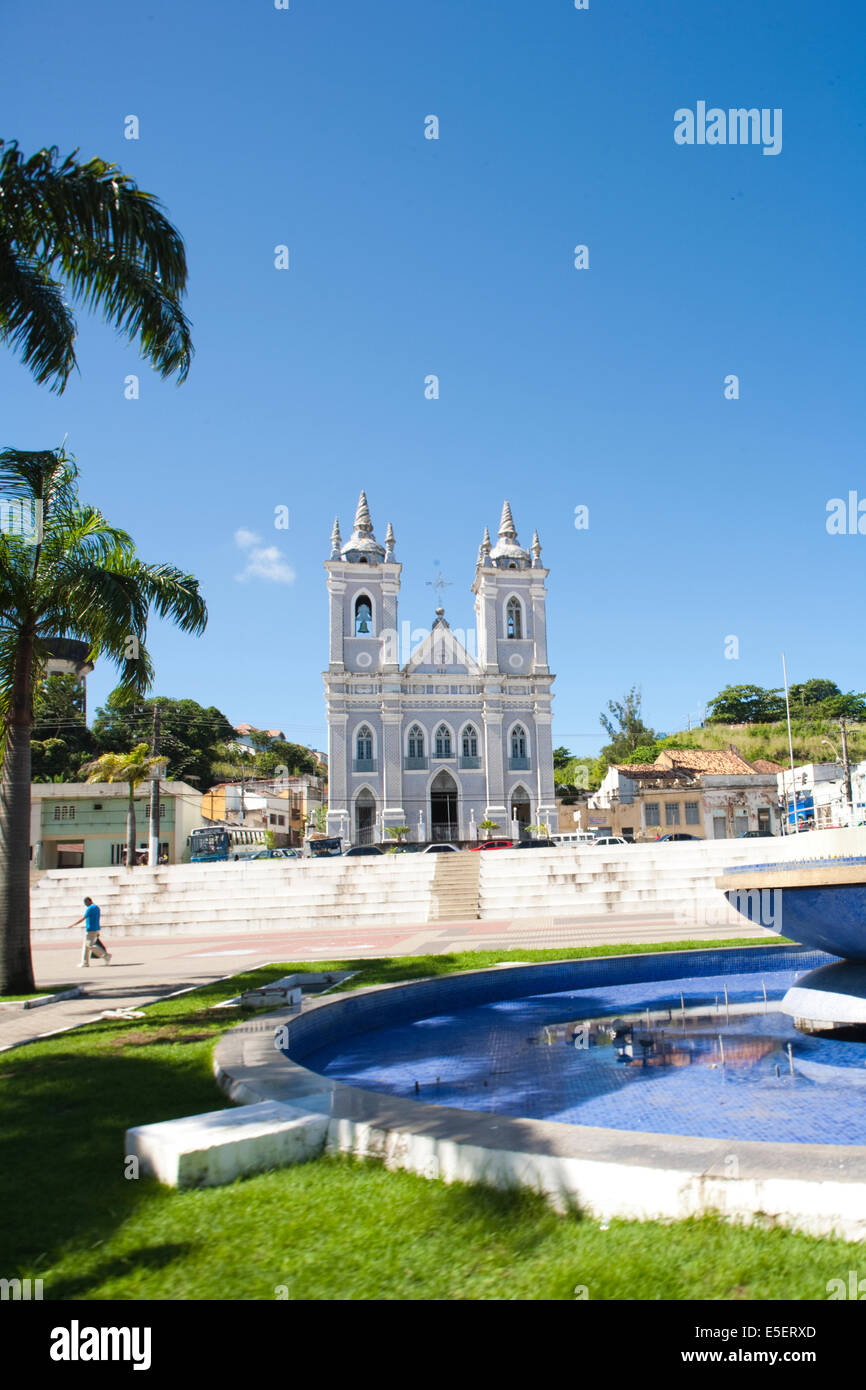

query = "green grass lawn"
[0,938,849,1302]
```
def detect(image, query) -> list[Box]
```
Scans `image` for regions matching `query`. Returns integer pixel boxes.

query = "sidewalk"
[1,909,775,1052]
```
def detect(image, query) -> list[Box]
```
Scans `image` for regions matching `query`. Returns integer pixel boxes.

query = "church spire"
[330,517,342,560]
[339,489,385,563]
[354,489,374,537]
[531,529,542,566]
[384,521,395,562]
[498,500,517,541]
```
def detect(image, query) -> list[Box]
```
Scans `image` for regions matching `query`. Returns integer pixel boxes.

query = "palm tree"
[82,745,165,870]
[0,139,191,391]
[0,447,206,994]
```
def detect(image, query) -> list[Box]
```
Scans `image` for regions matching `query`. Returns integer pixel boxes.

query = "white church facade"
[324,492,558,845]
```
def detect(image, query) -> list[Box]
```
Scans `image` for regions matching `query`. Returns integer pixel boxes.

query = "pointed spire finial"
[498,500,517,540]
[384,521,395,561]
[330,516,342,560]
[482,526,491,553]
[354,490,373,536]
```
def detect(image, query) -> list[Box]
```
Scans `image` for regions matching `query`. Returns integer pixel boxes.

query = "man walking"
[68,897,112,968]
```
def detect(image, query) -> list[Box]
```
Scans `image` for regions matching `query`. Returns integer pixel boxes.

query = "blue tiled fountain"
[719,856,866,1034]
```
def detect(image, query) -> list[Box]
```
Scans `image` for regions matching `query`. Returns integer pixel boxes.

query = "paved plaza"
[0,909,774,1052]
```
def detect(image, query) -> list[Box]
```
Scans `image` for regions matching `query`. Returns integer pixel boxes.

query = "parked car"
[245,848,290,860]
[389,843,425,853]
[518,838,556,848]
[469,839,513,851]
[551,832,597,847]
[423,843,461,853]
[344,845,384,857]
[655,833,702,843]
[737,830,774,838]
[591,835,630,847]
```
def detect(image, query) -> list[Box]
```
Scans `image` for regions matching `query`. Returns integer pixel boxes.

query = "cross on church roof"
[426,565,453,605]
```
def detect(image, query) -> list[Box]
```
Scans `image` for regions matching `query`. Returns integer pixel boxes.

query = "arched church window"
[434,724,452,758]
[506,597,522,639]
[511,725,527,759]
[408,725,425,759]
[354,594,373,635]
[356,726,373,762]
[462,725,478,758]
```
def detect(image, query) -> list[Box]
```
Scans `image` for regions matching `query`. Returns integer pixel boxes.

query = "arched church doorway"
[430,770,459,843]
[510,787,531,840]
[355,788,377,846]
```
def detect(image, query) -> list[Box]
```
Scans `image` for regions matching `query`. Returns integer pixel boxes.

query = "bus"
[303,836,343,858]
[189,826,267,862]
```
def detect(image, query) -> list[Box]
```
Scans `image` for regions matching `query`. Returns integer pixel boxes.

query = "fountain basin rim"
[717,862,866,891]
[213,945,866,1187]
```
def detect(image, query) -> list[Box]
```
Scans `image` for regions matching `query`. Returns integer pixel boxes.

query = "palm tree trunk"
[0,632,36,993]
[126,785,136,869]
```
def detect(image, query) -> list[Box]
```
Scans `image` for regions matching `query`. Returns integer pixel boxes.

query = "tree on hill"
[599,687,656,763]
[254,741,320,779]
[789,679,840,709]
[706,684,785,723]
[31,672,95,780]
[552,745,572,770]
[91,695,235,789]
[706,679,866,725]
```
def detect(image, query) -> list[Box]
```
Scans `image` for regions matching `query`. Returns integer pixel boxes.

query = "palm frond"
[0,141,188,292]
[56,239,192,382]
[0,240,76,389]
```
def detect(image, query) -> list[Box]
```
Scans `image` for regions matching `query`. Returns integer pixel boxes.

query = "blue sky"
[3,0,865,755]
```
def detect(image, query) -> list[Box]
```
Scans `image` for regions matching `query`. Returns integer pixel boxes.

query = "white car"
[422,843,461,853]
[551,832,597,847]
[590,835,630,847]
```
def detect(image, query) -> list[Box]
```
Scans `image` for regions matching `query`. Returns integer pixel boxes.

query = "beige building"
[31,781,202,869]
[587,749,783,840]
[201,775,326,846]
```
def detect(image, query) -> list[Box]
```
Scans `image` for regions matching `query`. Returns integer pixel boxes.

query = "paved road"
[0,911,775,1051]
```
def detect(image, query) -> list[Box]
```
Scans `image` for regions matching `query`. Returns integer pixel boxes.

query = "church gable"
[403,618,482,676]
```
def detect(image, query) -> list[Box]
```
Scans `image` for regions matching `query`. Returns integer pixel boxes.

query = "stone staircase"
[30,856,441,939]
[477,829,866,924]
[28,827,866,942]
[428,852,481,922]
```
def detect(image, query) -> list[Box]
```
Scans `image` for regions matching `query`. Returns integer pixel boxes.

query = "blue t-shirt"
[84,903,100,933]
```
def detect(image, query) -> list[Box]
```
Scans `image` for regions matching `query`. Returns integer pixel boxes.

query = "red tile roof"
[658,749,757,775]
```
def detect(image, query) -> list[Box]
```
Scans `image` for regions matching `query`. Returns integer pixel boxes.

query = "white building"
[324,492,558,845]
[777,761,866,830]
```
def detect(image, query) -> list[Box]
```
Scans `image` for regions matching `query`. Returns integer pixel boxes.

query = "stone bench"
[126,1100,328,1188]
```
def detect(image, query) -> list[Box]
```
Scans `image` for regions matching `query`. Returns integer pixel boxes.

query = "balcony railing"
[459,755,482,769]
[508,756,531,771]
[352,758,377,773]
[431,822,459,842]
[404,756,428,771]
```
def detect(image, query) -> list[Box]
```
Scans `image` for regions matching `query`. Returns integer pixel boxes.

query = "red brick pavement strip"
[6,912,773,1052]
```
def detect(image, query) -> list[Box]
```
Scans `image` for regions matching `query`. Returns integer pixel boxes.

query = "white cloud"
[234,528,295,585]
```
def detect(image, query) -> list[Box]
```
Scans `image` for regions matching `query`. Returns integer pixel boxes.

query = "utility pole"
[782,653,800,835]
[148,704,161,867]
[839,718,853,827]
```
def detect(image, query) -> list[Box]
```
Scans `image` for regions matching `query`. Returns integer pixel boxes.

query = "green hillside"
[659,720,866,768]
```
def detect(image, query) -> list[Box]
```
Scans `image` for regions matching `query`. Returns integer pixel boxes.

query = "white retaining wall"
[29,827,866,941]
